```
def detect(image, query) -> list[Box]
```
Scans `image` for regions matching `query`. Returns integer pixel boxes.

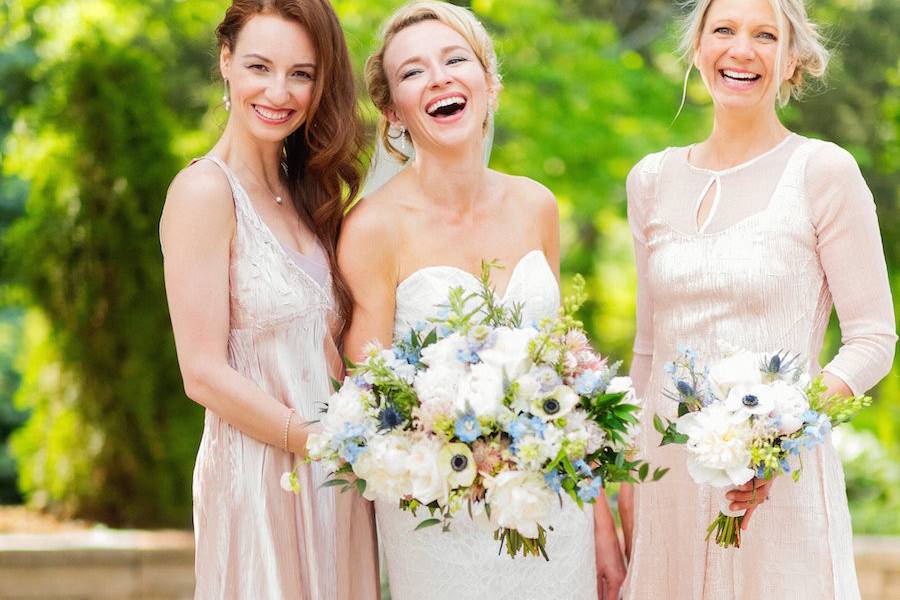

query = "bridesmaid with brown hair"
[620,0,896,597]
[159,1,378,597]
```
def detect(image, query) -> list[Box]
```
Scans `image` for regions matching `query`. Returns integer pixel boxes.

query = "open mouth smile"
[425,94,468,120]
[719,69,762,83]
[252,104,295,124]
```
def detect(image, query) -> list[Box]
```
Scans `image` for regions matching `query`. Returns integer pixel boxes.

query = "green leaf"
[638,462,649,481]
[653,413,666,434]
[320,479,348,489]
[415,518,441,530]
[652,467,670,481]
[355,478,367,496]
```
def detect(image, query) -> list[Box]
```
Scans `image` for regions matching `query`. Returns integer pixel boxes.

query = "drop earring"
[398,126,407,153]
[223,79,231,112]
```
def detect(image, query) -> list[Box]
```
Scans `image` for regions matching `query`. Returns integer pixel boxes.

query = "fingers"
[741,504,758,530]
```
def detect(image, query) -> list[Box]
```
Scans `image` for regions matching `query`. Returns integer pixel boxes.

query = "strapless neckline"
[396,249,551,301]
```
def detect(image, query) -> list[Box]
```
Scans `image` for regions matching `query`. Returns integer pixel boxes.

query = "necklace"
[236,157,286,205]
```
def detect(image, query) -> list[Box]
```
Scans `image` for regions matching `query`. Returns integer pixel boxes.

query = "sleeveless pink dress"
[190,156,379,599]
[623,136,896,599]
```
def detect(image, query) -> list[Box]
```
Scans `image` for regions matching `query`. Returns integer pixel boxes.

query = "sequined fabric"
[190,156,379,600]
[622,137,896,599]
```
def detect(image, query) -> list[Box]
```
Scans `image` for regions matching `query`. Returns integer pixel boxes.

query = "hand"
[726,477,774,530]
[594,499,627,600]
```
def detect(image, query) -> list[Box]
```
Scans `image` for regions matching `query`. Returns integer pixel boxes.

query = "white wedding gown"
[376,249,598,600]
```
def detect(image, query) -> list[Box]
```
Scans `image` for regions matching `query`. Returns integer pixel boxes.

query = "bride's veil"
[361,116,495,197]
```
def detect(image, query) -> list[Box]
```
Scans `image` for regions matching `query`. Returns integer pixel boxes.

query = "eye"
[292,70,314,80]
[248,64,268,72]
[713,26,733,35]
[757,31,777,41]
[401,68,423,80]
[447,56,469,65]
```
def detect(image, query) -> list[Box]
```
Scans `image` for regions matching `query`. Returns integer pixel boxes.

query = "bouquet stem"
[494,526,549,560]
[705,512,743,548]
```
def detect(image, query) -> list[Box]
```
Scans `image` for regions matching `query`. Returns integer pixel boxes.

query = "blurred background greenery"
[0,0,896,533]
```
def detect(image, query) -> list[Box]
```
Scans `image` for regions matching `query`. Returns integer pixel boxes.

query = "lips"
[252,104,295,124]
[425,94,468,118]
[720,69,761,82]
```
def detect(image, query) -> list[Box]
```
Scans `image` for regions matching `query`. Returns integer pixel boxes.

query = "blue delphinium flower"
[334,423,368,464]
[573,370,602,396]
[456,348,480,364]
[544,471,563,493]
[780,458,792,473]
[506,415,546,441]
[454,411,481,443]
[781,437,801,455]
[577,476,603,502]
[574,459,593,477]
[755,464,766,479]
[802,413,832,448]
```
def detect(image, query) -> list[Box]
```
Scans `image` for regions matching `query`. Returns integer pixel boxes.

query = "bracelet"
[282,408,296,452]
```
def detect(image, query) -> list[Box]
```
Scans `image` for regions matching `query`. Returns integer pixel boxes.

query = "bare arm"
[339,199,400,362]
[160,163,314,455]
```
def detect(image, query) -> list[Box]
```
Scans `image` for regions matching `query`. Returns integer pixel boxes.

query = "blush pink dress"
[623,135,896,599]
[189,156,379,599]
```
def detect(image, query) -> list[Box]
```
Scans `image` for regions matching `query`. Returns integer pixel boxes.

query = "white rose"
[406,436,446,505]
[478,327,537,380]
[484,470,556,539]
[352,433,412,501]
[676,403,755,488]
[724,383,776,417]
[420,333,468,369]
[456,362,505,418]
[769,380,810,435]
[415,366,463,409]
[323,379,371,432]
[708,350,763,399]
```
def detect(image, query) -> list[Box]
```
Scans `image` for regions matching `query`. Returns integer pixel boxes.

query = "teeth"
[255,106,292,120]
[426,96,466,115]
[723,70,758,80]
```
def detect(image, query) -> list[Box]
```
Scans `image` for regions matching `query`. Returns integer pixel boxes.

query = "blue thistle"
[377,405,404,432]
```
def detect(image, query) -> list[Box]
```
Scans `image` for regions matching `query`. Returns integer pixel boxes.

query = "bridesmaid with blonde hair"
[159,1,378,597]
[620,0,896,597]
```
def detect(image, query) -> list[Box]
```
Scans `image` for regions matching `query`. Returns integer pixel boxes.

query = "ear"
[385,106,404,130]
[219,45,232,80]
[783,55,797,81]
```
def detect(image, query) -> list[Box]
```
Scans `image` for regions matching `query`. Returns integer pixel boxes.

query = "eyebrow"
[394,45,472,77]
[242,53,316,69]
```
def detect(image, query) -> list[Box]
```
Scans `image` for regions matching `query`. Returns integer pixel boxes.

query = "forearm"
[183,361,316,456]
[593,491,624,558]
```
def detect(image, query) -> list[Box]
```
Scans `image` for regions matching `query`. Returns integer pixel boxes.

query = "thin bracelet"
[282,408,296,452]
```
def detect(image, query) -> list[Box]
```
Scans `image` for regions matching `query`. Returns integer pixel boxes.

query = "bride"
[339,2,626,598]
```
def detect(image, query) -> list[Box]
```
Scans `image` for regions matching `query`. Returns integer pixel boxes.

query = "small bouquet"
[292,263,665,559]
[654,346,871,548]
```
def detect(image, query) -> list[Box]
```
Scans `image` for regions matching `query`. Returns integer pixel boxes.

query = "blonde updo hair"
[365,1,502,162]
[678,0,830,108]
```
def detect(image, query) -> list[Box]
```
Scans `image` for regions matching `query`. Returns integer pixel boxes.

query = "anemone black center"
[543,398,561,415]
[451,454,468,472]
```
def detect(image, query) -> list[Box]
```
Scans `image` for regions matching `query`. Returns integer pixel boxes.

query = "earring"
[223,79,231,112]
[398,126,407,153]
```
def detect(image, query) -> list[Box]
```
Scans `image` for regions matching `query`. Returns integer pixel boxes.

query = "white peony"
[420,333,468,369]
[769,380,810,435]
[708,350,763,399]
[676,403,755,488]
[607,376,637,404]
[406,435,446,505]
[512,430,562,470]
[455,362,505,418]
[352,433,412,502]
[478,327,537,380]
[510,371,541,413]
[564,412,607,455]
[484,470,556,539]
[415,366,463,409]
[323,379,371,432]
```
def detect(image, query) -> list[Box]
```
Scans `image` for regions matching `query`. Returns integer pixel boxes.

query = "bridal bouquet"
[654,346,871,548]
[293,264,664,559]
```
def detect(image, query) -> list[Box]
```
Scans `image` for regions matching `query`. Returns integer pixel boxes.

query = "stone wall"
[1,531,898,599]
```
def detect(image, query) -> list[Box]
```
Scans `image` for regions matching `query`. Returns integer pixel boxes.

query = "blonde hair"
[365,1,502,162]
[677,0,830,112]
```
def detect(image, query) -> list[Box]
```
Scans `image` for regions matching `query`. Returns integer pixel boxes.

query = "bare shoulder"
[161,160,235,239]
[493,171,557,219]
[339,188,404,276]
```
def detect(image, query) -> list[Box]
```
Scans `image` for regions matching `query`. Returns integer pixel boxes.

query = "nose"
[728,34,755,61]
[266,76,291,106]
[428,63,453,89]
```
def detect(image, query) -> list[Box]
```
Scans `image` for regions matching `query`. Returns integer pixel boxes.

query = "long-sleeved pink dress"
[623,135,896,599]
[190,156,379,599]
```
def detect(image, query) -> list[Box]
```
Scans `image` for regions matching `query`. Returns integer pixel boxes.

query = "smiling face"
[382,19,491,156]
[695,0,794,114]
[220,12,316,144]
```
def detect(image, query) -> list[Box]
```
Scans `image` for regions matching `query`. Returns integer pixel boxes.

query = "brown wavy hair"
[216,0,363,339]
